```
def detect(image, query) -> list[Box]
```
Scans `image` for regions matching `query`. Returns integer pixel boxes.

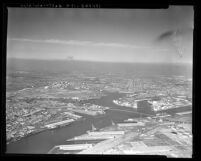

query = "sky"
[7,6,193,63]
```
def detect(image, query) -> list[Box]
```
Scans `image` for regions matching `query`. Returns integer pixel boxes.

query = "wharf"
[45,119,74,129]
[87,131,125,136]
[70,109,99,116]
[117,122,145,127]
[78,131,138,154]
[56,144,92,150]
[48,144,92,154]
[69,133,123,141]
[176,111,192,115]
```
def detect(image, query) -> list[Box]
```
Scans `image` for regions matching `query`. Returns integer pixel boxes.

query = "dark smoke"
[155,27,193,58]
[157,31,174,41]
[156,27,193,42]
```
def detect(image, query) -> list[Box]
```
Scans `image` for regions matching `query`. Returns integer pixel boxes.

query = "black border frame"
[1,0,200,160]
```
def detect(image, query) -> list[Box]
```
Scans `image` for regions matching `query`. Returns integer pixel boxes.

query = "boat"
[111,120,115,125]
[86,124,97,134]
[92,124,97,131]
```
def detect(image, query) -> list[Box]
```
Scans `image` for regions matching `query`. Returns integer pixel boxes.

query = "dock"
[45,119,74,129]
[72,135,120,140]
[64,112,82,118]
[48,144,93,154]
[70,109,98,116]
[117,122,145,127]
[87,131,125,136]
[56,144,93,150]
[78,131,139,154]
[68,131,124,141]
[176,111,192,115]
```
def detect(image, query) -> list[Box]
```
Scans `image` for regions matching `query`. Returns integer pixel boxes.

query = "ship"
[86,124,97,134]
[92,124,97,131]
[111,119,115,126]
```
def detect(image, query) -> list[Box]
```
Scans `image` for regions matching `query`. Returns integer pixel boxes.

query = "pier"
[45,119,74,129]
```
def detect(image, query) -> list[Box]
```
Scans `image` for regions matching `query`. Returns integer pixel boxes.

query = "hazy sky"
[7,6,193,63]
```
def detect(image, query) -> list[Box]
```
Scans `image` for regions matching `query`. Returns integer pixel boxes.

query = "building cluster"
[6,91,109,144]
[6,99,84,143]
[50,81,90,90]
[67,103,109,116]
[111,75,192,113]
[113,99,137,108]
[148,97,192,112]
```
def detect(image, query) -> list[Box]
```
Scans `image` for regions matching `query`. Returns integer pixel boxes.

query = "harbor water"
[6,92,191,154]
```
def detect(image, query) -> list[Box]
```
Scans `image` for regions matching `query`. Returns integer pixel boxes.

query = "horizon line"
[7,57,192,65]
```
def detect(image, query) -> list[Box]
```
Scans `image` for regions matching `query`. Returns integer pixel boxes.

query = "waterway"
[6,92,191,154]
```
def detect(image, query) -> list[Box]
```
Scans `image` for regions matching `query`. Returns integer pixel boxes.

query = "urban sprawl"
[6,71,192,157]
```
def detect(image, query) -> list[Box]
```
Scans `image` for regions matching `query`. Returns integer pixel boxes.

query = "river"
[6,92,191,154]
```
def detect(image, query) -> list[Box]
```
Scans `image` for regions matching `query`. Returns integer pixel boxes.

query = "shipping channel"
[6,92,191,154]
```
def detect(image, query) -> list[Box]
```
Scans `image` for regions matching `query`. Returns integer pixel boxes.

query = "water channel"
[6,92,191,154]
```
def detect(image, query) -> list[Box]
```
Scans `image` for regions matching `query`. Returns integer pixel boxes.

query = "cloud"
[8,38,170,53]
[9,38,151,49]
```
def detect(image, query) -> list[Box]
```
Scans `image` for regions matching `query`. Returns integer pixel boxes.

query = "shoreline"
[153,105,192,113]
[6,91,192,153]
[6,117,85,145]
